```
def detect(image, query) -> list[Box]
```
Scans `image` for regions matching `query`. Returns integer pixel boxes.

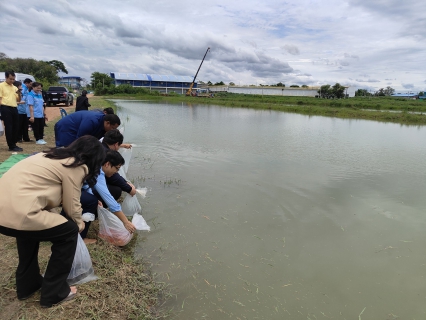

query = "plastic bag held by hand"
[118,147,132,173]
[121,193,141,216]
[0,121,4,136]
[67,234,98,285]
[136,187,147,198]
[98,206,133,246]
[133,213,150,231]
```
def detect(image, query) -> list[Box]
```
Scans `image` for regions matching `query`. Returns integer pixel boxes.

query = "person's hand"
[29,117,34,123]
[129,185,137,196]
[120,144,132,149]
[124,221,136,233]
[78,220,85,233]
[98,201,103,207]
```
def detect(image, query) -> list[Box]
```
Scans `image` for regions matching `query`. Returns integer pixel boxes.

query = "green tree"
[332,83,346,98]
[214,81,225,86]
[276,82,285,87]
[229,82,235,86]
[207,81,213,86]
[46,60,68,74]
[90,72,113,88]
[355,89,371,97]
[318,84,332,98]
[302,85,308,88]
[290,85,300,88]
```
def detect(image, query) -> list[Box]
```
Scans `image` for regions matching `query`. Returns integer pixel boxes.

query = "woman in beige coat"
[0,135,105,308]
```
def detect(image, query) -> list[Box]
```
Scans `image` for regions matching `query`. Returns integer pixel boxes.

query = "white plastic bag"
[98,206,133,246]
[132,213,150,231]
[121,194,141,216]
[67,234,98,285]
[136,187,147,198]
[0,120,4,136]
[119,147,132,173]
[82,212,95,222]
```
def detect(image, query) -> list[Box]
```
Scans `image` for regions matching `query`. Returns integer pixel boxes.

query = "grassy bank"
[0,99,171,319]
[103,92,426,125]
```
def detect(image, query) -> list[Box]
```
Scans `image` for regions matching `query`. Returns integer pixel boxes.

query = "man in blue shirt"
[54,112,121,147]
[17,78,32,143]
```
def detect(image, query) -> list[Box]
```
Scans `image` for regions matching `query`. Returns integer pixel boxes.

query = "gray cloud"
[356,79,380,83]
[282,44,300,55]
[402,83,414,89]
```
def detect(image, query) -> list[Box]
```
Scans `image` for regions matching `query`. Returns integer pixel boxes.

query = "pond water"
[116,100,426,320]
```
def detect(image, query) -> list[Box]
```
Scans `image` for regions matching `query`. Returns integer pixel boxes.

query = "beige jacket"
[0,153,88,231]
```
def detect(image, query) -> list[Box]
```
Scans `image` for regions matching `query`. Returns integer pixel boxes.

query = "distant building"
[206,85,357,98]
[59,76,82,89]
[390,92,418,99]
[110,72,196,94]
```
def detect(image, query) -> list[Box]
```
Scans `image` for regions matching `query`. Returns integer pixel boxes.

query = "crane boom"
[186,47,210,96]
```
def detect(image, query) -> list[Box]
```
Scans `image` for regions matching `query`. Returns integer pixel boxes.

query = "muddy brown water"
[115,100,426,319]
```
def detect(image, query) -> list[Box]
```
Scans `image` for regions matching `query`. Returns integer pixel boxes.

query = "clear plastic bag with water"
[98,206,133,246]
[67,234,98,285]
[121,193,141,216]
[119,147,132,173]
[132,213,150,231]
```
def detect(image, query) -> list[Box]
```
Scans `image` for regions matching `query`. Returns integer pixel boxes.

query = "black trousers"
[0,105,19,148]
[31,118,44,141]
[0,220,78,307]
[17,113,30,142]
[79,190,99,239]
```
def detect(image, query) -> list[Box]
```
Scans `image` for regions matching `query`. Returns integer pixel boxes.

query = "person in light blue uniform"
[17,78,33,142]
[79,150,136,244]
[27,82,46,145]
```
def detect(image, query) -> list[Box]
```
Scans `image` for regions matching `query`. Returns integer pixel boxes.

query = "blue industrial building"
[59,76,82,89]
[110,72,196,94]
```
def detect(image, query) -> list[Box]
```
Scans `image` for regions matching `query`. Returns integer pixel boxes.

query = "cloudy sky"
[1,0,425,92]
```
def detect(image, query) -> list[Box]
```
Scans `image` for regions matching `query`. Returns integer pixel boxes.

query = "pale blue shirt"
[83,168,121,213]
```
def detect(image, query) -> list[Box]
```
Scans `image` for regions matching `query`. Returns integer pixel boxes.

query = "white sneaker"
[36,139,47,145]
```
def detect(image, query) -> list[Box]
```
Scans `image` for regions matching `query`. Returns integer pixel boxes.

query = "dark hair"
[103,107,114,114]
[103,149,125,166]
[103,129,123,146]
[81,90,87,96]
[5,71,15,78]
[44,135,105,187]
[104,114,120,126]
[14,81,22,100]
[23,78,32,84]
[13,81,22,87]
[32,82,42,88]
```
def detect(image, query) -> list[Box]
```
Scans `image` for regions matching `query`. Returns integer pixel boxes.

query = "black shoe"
[17,140,23,143]
[9,146,23,152]
[23,139,34,142]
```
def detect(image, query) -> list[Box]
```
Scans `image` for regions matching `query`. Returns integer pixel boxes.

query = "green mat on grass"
[0,154,29,178]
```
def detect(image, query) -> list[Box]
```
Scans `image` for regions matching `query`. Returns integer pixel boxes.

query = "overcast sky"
[1,0,425,92]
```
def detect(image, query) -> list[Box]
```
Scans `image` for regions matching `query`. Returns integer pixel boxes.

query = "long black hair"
[44,135,105,187]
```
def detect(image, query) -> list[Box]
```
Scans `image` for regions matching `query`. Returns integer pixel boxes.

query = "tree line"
[355,86,395,97]
[0,52,68,87]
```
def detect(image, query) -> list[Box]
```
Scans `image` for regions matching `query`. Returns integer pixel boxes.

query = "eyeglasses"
[113,165,121,171]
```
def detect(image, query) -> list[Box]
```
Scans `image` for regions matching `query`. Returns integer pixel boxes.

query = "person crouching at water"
[0,135,105,308]
[80,150,136,244]
[27,82,47,145]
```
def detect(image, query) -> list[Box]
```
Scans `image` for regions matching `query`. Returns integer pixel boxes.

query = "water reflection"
[115,100,426,319]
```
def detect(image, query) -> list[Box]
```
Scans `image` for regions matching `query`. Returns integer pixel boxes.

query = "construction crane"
[186,47,210,96]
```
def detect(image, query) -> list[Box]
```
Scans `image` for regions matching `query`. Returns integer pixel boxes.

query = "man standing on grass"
[0,71,22,152]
